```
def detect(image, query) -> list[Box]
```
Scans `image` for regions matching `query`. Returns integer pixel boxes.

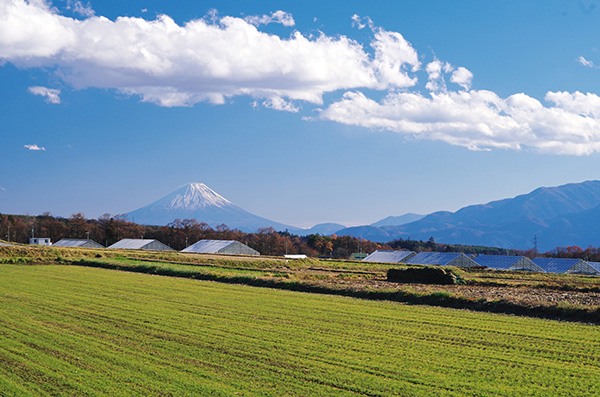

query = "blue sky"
[2,0,600,228]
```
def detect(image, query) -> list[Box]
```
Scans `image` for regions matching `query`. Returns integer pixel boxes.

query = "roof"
[405,252,467,266]
[53,238,104,248]
[531,257,586,274]
[108,239,166,250]
[362,250,414,263]
[587,262,600,272]
[474,255,525,270]
[181,240,237,253]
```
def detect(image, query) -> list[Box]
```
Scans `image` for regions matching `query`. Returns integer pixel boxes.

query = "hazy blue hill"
[338,180,600,250]
[371,213,424,227]
[333,225,396,242]
[303,223,347,236]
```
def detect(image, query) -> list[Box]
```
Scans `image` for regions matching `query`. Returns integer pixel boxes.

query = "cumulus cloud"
[3,1,600,155]
[245,10,294,27]
[319,90,600,155]
[24,144,46,151]
[0,1,420,108]
[28,85,61,103]
[450,67,473,90]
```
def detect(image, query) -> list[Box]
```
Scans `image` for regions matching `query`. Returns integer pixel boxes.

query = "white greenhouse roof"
[108,239,160,250]
[362,250,414,263]
[474,255,523,270]
[53,238,103,248]
[405,252,465,266]
[181,239,237,253]
[531,257,585,274]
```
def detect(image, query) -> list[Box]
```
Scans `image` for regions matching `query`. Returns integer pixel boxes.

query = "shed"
[53,238,104,249]
[362,250,415,263]
[181,239,259,256]
[404,252,478,268]
[566,261,600,276]
[108,239,174,251]
[531,258,587,274]
[474,255,543,272]
[29,238,51,246]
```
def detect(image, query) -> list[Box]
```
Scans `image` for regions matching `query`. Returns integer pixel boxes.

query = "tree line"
[0,213,387,258]
[3,212,596,260]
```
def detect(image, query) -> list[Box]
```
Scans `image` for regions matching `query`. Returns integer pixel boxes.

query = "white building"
[29,238,51,246]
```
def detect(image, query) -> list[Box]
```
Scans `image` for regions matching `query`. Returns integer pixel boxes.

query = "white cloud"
[319,90,600,155]
[577,55,596,68]
[3,1,600,156]
[245,10,294,27]
[28,85,61,103]
[68,0,94,17]
[450,66,473,90]
[0,1,421,108]
[24,144,46,151]
[0,186,6,191]
[351,14,373,30]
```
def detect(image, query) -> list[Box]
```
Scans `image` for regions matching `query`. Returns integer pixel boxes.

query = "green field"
[1,264,599,396]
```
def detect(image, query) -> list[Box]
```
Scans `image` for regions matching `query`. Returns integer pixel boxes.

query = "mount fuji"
[125,183,303,233]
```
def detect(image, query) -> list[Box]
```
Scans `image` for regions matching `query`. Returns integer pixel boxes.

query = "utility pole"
[86,231,90,240]
[533,234,538,253]
[7,224,10,242]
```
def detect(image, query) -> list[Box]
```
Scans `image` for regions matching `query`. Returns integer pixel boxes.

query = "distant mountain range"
[125,183,344,235]
[126,180,600,251]
[335,180,600,251]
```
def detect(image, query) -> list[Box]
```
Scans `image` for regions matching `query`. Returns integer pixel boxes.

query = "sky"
[2,0,600,228]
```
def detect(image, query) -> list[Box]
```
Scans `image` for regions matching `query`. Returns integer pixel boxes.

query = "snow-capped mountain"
[125,183,302,233]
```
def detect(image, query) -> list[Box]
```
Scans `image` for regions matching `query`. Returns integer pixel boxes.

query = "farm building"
[565,261,600,276]
[362,250,415,263]
[531,258,588,274]
[53,238,104,249]
[473,255,543,272]
[404,252,478,268]
[108,239,174,251]
[181,239,259,256]
[29,238,51,246]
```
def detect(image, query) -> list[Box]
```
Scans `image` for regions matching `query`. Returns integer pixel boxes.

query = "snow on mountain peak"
[167,183,233,209]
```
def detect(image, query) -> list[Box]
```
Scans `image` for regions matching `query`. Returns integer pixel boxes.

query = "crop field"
[1,264,599,396]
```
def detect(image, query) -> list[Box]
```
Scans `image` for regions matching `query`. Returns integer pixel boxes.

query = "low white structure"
[566,261,600,276]
[474,255,543,272]
[53,238,104,249]
[284,254,307,259]
[108,239,174,251]
[362,250,415,263]
[405,252,478,268]
[532,258,587,274]
[29,237,51,246]
[182,239,259,256]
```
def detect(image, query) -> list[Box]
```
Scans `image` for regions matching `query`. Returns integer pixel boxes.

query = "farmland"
[1,263,600,396]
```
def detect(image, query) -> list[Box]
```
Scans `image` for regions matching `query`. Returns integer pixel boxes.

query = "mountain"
[304,223,347,236]
[336,180,600,251]
[125,183,302,233]
[371,213,424,227]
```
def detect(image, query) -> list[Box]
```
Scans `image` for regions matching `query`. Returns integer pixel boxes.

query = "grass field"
[1,264,599,396]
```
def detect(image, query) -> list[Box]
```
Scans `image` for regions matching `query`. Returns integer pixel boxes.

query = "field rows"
[0,264,599,395]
